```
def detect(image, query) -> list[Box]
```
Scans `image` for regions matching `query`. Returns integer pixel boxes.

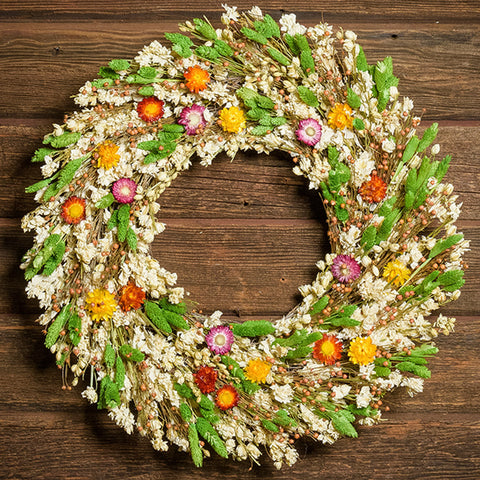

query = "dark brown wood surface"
[1,2,479,478]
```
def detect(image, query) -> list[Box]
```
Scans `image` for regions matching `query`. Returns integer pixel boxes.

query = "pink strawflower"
[112,178,137,204]
[295,118,322,146]
[178,104,207,135]
[205,325,234,355]
[331,254,361,283]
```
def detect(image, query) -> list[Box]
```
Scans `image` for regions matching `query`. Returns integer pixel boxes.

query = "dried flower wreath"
[21,6,468,469]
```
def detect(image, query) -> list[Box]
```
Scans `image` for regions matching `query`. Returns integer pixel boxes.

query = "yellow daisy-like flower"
[96,142,120,170]
[328,103,353,130]
[383,259,411,287]
[219,106,246,133]
[348,336,377,366]
[85,288,117,322]
[244,358,271,384]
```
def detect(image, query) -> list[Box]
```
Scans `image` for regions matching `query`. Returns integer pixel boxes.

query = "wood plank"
[0,22,478,119]
[6,218,479,316]
[3,123,480,219]
[1,1,479,22]
[0,314,478,478]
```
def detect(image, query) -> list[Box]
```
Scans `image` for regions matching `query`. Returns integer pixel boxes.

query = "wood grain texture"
[1,1,479,479]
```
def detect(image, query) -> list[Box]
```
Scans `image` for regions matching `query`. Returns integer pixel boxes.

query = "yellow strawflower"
[85,288,117,322]
[219,106,246,133]
[328,103,353,130]
[244,358,271,383]
[348,336,377,366]
[383,259,411,287]
[96,142,120,170]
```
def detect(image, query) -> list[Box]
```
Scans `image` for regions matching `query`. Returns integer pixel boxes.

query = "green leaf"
[180,402,193,422]
[327,317,361,327]
[188,423,203,468]
[138,86,155,96]
[353,118,365,130]
[435,155,452,182]
[107,209,119,230]
[331,412,358,437]
[375,366,392,377]
[117,204,131,242]
[220,355,245,380]
[273,409,297,427]
[25,177,55,194]
[251,125,271,136]
[158,297,187,314]
[361,225,377,251]
[105,381,120,408]
[347,88,361,109]
[267,47,290,66]
[109,59,130,71]
[68,313,82,346]
[174,382,194,399]
[199,395,215,411]
[98,66,119,80]
[45,304,72,349]
[284,34,300,55]
[193,17,217,40]
[214,39,233,57]
[401,136,420,163]
[119,344,145,362]
[144,152,163,164]
[50,132,82,149]
[195,45,219,62]
[356,46,368,72]
[126,228,137,252]
[285,345,313,360]
[138,66,158,79]
[32,147,56,163]
[57,156,85,189]
[92,78,114,89]
[300,50,315,75]
[309,296,329,315]
[104,344,116,368]
[162,308,189,330]
[241,379,261,394]
[418,123,438,152]
[261,419,279,432]
[231,320,275,337]
[196,417,228,459]
[114,355,125,389]
[428,234,463,259]
[95,193,115,209]
[294,34,310,52]
[165,32,194,48]
[297,85,319,107]
[241,27,268,45]
[200,407,219,424]
[138,140,161,151]
[144,301,172,334]
[162,123,185,134]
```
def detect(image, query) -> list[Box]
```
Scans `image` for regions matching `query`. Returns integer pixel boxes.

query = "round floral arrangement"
[21,6,469,469]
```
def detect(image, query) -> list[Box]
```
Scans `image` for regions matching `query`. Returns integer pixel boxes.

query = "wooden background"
[1,1,479,478]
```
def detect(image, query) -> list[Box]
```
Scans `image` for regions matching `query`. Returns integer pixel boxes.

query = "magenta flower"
[295,118,322,146]
[331,254,361,283]
[112,178,137,204]
[205,325,234,355]
[178,104,207,135]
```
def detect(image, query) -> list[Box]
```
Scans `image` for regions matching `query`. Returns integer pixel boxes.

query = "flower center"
[321,340,335,356]
[188,112,202,127]
[68,204,83,218]
[214,334,226,346]
[121,186,132,196]
[305,126,316,137]
[145,104,161,116]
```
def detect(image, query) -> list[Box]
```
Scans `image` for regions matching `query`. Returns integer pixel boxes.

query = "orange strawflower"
[359,173,388,203]
[215,385,239,410]
[312,334,343,365]
[328,103,353,130]
[137,96,164,122]
[193,366,218,394]
[96,142,120,170]
[61,196,86,224]
[119,282,146,312]
[184,65,210,93]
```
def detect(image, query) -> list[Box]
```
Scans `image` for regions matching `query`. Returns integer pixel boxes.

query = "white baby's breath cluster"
[21,6,468,469]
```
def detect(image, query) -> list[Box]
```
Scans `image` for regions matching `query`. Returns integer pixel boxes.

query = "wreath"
[21,6,468,469]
